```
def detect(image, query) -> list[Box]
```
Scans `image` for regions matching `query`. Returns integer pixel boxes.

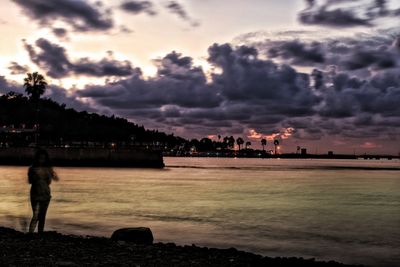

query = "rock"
[111,228,154,245]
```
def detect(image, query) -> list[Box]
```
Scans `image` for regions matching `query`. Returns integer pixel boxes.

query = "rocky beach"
[0,227,362,267]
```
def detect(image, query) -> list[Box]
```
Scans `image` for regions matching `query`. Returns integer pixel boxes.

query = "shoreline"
[0,226,362,266]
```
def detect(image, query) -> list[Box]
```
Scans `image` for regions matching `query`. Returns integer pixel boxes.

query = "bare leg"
[29,201,40,233]
[38,200,50,233]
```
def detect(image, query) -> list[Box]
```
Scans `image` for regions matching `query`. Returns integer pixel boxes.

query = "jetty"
[0,147,164,168]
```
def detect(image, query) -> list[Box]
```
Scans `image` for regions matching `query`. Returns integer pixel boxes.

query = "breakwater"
[0,147,164,168]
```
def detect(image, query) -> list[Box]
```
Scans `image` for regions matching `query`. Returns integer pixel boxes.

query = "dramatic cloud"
[78,51,221,109]
[298,0,400,27]
[207,43,320,116]
[165,1,199,27]
[8,62,29,75]
[299,6,371,27]
[268,40,325,65]
[0,76,23,95]
[242,30,399,72]
[24,39,71,78]
[67,32,400,143]
[24,38,138,78]
[69,43,323,140]
[52,28,68,39]
[120,1,157,16]
[11,0,113,32]
[244,30,400,123]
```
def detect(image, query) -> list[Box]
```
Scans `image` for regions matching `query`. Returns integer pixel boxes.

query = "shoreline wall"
[0,148,164,168]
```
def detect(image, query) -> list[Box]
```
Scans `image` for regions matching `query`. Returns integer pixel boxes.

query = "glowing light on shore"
[360,142,382,149]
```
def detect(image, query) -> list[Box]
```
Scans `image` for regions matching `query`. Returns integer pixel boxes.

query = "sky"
[1,0,400,154]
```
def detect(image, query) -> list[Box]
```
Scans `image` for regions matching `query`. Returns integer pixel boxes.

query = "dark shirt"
[28,166,57,202]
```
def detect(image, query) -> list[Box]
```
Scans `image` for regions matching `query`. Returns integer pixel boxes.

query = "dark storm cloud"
[71,44,322,138]
[315,69,400,119]
[261,31,400,132]
[358,71,400,116]
[120,1,157,16]
[299,6,371,27]
[298,0,400,27]
[77,51,220,109]
[52,28,68,39]
[343,49,396,70]
[11,0,113,32]
[130,37,400,139]
[24,39,71,78]
[268,40,325,64]
[24,38,138,78]
[207,43,320,116]
[155,51,205,80]
[247,31,399,72]
[0,76,24,95]
[8,62,29,75]
[63,40,400,140]
[71,52,140,78]
[265,33,399,122]
[44,85,98,112]
[165,1,199,27]
[328,34,399,72]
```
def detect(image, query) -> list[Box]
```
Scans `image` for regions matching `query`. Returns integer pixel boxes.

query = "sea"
[0,158,399,267]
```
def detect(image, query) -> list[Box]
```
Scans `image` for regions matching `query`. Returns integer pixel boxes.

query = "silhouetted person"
[28,149,59,233]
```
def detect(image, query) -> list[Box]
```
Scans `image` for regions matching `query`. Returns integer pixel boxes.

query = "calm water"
[1,158,399,267]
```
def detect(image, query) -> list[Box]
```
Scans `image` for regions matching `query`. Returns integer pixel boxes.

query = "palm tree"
[24,72,47,145]
[24,72,47,102]
[274,139,280,155]
[228,136,235,149]
[223,136,229,149]
[236,137,244,150]
[261,138,267,151]
[245,141,251,149]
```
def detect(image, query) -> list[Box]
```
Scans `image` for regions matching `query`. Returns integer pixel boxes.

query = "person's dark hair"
[32,149,52,167]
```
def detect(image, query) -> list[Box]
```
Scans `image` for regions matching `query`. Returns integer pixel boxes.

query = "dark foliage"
[0,92,184,148]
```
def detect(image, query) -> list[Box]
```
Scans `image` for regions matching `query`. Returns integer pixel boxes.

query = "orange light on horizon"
[247,127,295,141]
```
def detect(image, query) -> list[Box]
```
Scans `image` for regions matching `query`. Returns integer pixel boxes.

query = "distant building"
[301,148,307,155]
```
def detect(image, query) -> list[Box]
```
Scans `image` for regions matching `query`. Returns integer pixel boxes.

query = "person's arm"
[28,167,34,184]
[51,168,59,182]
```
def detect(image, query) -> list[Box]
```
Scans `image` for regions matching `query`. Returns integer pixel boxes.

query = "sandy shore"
[0,227,362,266]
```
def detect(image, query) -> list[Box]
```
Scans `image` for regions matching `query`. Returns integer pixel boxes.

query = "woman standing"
[28,149,59,233]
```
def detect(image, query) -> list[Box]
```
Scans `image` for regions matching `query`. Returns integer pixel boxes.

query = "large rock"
[111,227,154,245]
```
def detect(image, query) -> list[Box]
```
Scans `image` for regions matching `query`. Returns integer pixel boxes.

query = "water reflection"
[0,158,399,267]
